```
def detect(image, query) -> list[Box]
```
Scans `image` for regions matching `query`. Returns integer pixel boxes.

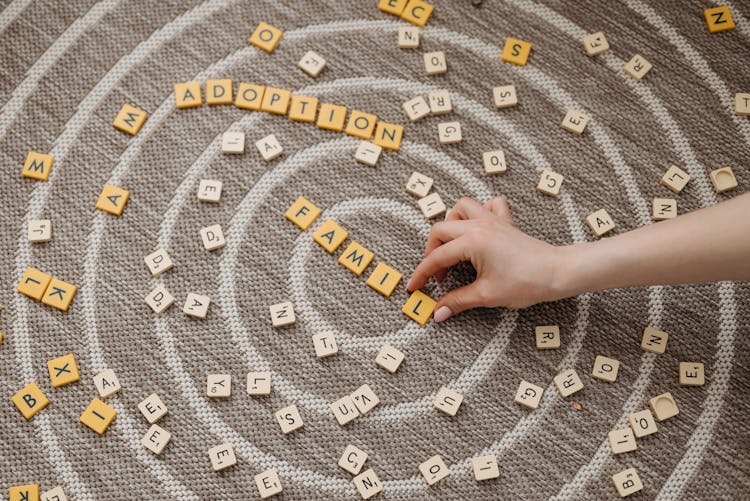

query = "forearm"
[558,192,750,297]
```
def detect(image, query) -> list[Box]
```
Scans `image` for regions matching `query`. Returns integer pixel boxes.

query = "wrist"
[551,242,598,300]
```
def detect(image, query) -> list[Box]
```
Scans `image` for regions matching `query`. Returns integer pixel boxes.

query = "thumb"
[433,282,486,323]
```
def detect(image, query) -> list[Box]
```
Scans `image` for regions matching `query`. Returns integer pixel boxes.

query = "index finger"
[406,238,469,291]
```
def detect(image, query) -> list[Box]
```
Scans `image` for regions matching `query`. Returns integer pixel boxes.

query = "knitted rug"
[1,0,748,499]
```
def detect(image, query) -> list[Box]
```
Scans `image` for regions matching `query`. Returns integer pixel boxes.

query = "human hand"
[406,196,570,322]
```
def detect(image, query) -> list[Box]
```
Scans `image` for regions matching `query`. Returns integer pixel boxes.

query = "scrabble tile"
[624,54,652,81]
[338,241,375,276]
[28,219,52,243]
[592,355,620,382]
[285,196,321,230]
[433,386,463,416]
[586,208,615,237]
[183,293,210,318]
[735,93,750,116]
[535,325,560,349]
[12,382,49,420]
[501,37,532,66]
[113,104,148,135]
[93,369,121,398]
[366,262,403,297]
[208,443,237,471]
[247,371,272,395]
[138,393,167,423]
[483,150,507,175]
[424,51,447,74]
[255,468,283,499]
[339,444,368,475]
[198,179,222,203]
[354,141,382,167]
[200,224,226,251]
[582,31,609,56]
[537,170,564,196]
[428,90,452,115]
[679,361,705,386]
[608,428,637,454]
[206,79,233,105]
[561,109,589,135]
[144,248,173,276]
[554,369,584,397]
[235,82,265,110]
[704,6,735,33]
[256,134,283,161]
[401,0,433,27]
[402,289,436,324]
[260,87,291,114]
[398,26,420,48]
[419,455,449,485]
[652,198,676,221]
[269,301,295,327]
[418,192,446,219]
[438,122,462,144]
[221,131,244,154]
[641,326,668,354]
[379,0,407,15]
[80,397,117,434]
[628,409,657,438]
[41,486,67,501]
[406,171,433,197]
[612,468,643,497]
[661,165,690,193]
[145,286,175,314]
[493,85,517,109]
[353,468,383,500]
[41,278,77,311]
[275,404,304,434]
[22,151,54,180]
[47,353,80,387]
[9,485,39,501]
[375,343,405,373]
[472,455,499,481]
[288,95,318,122]
[249,22,283,52]
[373,122,404,151]
[312,330,338,358]
[351,384,380,415]
[17,267,51,300]
[403,96,430,121]
[331,395,360,425]
[709,167,738,193]
[514,380,544,410]
[313,219,349,253]
[345,110,377,139]
[174,82,202,108]
[207,374,231,398]
[142,423,171,455]
[298,50,326,77]
[317,103,347,131]
[649,392,679,421]
[95,184,130,216]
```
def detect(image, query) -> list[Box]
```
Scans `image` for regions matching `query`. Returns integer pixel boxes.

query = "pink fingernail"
[433,306,452,323]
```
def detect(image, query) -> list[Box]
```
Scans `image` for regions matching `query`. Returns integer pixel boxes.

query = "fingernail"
[433,306,452,323]
[405,277,414,291]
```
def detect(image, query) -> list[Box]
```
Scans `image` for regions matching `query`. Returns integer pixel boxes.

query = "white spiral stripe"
[0,0,31,34]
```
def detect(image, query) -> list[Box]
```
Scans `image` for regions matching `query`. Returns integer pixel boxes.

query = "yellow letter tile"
[235,83,265,110]
[113,104,148,136]
[96,184,130,216]
[17,267,52,300]
[22,151,54,181]
[80,397,117,435]
[400,0,433,27]
[249,22,283,53]
[345,110,378,139]
[285,196,321,231]
[312,219,348,253]
[317,103,348,131]
[704,6,734,33]
[9,484,39,501]
[12,382,49,420]
[260,87,291,115]
[402,290,436,324]
[289,95,319,122]
[41,278,77,311]
[373,122,404,151]
[338,241,374,276]
[47,353,80,387]
[366,263,403,297]
[501,37,532,66]
[174,81,202,109]
[378,0,408,15]
[206,78,233,105]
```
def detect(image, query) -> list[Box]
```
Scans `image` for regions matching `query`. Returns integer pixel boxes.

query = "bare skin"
[406,193,750,323]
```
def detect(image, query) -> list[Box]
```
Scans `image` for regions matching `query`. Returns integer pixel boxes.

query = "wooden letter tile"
[537,170,564,196]
[17,267,51,300]
[398,26,420,48]
[144,248,173,276]
[80,397,117,434]
[249,22,283,52]
[612,468,643,497]
[22,151,54,181]
[561,109,589,135]
[483,150,507,175]
[247,371,272,395]
[28,219,52,243]
[709,167,738,193]
[206,79,233,105]
[200,224,226,251]
[424,51,447,74]
[375,343,404,373]
[493,85,517,109]
[298,50,326,77]
[582,32,609,56]
[535,325,560,349]
[93,369,121,398]
[660,165,690,193]
[208,443,237,471]
[345,110,377,139]
[401,0,433,27]
[269,301,295,327]
[419,455,449,485]
[608,427,637,454]
[592,355,620,382]
[174,82,202,109]
[41,486,67,501]
[641,326,668,354]
[197,179,222,203]
[255,468,283,499]
[373,122,404,151]
[418,192,446,219]
[317,103,347,131]
[428,90,452,115]
[378,0,407,15]
[628,409,657,438]
[586,208,615,237]
[403,96,430,121]
[142,423,171,455]
[47,353,80,387]
[275,404,304,434]
[207,374,231,398]
[406,171,433,197]
[312,331,338,358]
[735,93,750,116]
[41,278,77,311]
[260,87,291,115]
[366,262,403,297]
[679,362,705,386]
[339,444,368,475]
[338,241,374,276]
[313,219,349,253]
[438,121,462,144]
[183,293,210,318]
[351,384,380,415]
[649,391,679,421]
[501,37,532,66]
[514,380,544,410]
[554,369,583,397]
[285,196,321,230]
[331,395,360,426]
[12,382,49,420]
[354,141,382,167]
[221,131,245,154]
[402,290,436,324]
[113,104,147,135]
[255,134,283,161]
[95,184,130,216]
[145,286,175,314]
[704,6,735,33]
[138,393,167,423]
[235,83,265,110]
[472,455,499,481]
[624,54,652,81]
[353,468,383,499]
[288,95,318,123]
[9,485,40,501]
[433,386,463,416]
[652,198,677,220]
